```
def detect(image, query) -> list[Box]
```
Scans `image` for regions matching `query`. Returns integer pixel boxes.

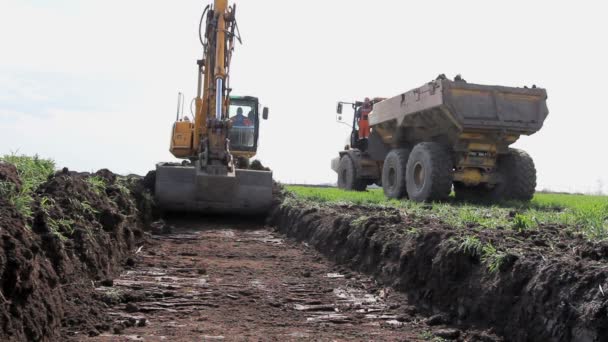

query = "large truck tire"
[337,155,367,191]
[495,149,536,201]
[382,149,410,199]
[406,142,453,202]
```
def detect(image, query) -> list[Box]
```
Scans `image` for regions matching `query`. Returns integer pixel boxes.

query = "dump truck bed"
[370,80,549,136]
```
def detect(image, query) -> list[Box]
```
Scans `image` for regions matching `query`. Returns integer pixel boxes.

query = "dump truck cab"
[332,98,389,190]
[336,98,384,152]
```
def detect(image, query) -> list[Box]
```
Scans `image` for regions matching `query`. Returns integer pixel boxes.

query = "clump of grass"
[68,198,99,216]
[405,227,420,237]
[40,196,56,213]
[0,154,55,221]
[512,213,535,232]
[420,331,434,340]
[481,243,508,273]
[0,181,34,220]
[47,217,75,240]
[457,207,483,226]
[573,203,608,240]
[351,215,370,228]
[453,236,510,273]
[115,182,131,196]
[87,176,107,196]
[1,154,55,190]
[419,331,446,342]
[459,236,483,257]
[80,201,99,216]
[99,288,125,304]
[279,195,300,209]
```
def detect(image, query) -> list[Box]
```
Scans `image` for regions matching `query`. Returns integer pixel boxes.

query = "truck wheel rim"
[414,162,425,190]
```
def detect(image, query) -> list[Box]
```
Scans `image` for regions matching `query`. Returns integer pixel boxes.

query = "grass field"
[286,186,608,240]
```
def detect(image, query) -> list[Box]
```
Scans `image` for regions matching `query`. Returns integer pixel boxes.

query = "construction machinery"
[332,75,549,202]
[155,0,272,214]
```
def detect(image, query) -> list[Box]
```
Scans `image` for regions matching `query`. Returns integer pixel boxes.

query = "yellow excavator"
[155,0,273,214]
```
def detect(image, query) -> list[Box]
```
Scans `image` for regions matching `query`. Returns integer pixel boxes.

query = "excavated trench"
[84,217,497,341]
[268,199,608,342]
[1,164,607,341]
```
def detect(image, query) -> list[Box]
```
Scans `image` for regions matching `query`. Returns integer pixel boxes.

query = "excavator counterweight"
[155,0,272,215]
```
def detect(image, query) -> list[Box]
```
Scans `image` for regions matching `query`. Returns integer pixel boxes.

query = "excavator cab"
[228,96,268,159]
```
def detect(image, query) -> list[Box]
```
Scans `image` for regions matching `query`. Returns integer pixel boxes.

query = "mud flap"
[155,163,273,215]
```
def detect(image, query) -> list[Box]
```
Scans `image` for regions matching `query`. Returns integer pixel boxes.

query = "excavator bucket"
[155,163,273,215]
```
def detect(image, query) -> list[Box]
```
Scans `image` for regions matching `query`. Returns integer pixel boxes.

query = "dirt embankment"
[0,166,153,341]
[269,198,608,342]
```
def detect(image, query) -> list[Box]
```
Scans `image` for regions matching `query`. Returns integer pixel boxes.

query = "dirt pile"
[0,166,153,341]
[0,162,21,191]
[269,198,608,342]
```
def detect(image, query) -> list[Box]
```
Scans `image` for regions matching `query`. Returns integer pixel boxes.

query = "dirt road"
[83,218,497,341]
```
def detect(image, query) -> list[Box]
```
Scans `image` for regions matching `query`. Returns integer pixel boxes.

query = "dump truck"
[155,0,273,214]
[332,76,549,202]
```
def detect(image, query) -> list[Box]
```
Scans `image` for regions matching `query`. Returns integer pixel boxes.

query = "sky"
[0,0,607,194]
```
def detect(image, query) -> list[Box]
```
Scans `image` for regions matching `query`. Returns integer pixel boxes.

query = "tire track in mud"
[84,218,496,341]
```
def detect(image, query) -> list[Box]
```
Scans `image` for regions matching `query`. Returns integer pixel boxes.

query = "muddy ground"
[2,163,607,341]
[83,217,498,341]
[269,197,608,342]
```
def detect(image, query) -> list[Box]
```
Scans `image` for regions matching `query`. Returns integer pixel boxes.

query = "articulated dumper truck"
[332,76,549,202]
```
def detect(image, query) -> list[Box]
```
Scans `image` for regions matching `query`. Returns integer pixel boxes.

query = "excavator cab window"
[228,98,259,152]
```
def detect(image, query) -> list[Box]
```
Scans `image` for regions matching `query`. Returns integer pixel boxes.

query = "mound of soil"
[0,167,154,341]
[0,162,21,191]
[249,160,271,171]
[269,199,608,342]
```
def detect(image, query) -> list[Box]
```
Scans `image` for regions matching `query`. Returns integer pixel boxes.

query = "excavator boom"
[155,0,272,215]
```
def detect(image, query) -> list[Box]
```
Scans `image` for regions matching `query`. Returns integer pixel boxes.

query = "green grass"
[114,178,131,196]
[458,236,483,257]
[86,176,107,196]
[286,186,608,240]
[47,217,75,241]
[512,213,535,232]
[286,186,392,205]
[532,193,608,211]
[481,243,508,273]
[1,154,55,222]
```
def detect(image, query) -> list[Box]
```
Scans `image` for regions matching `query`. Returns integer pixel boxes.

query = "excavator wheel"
[405,142,453,202]
[337,155,366,191]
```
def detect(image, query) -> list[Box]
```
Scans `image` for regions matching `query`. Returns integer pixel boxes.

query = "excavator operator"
[231,107,253,127]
